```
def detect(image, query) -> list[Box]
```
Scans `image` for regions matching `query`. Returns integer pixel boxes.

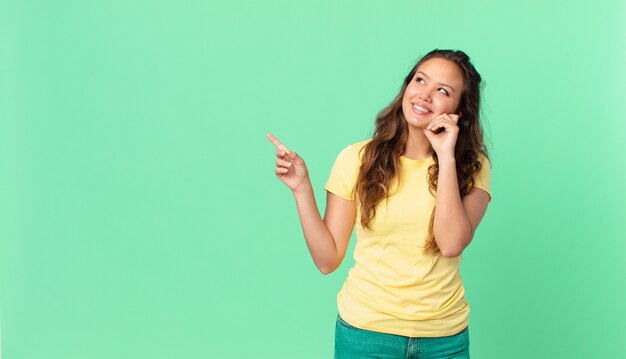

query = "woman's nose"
[419,91,432,102]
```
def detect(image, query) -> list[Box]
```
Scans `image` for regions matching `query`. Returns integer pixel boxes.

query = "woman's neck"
[402,126,433,160]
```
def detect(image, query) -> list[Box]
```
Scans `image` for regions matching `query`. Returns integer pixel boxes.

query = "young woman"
[267,49,491,359]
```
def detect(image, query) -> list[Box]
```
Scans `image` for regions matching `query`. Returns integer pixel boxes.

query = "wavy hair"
[353,49,489,255]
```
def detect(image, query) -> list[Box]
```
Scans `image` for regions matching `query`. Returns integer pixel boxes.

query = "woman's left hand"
[423,113,460,159]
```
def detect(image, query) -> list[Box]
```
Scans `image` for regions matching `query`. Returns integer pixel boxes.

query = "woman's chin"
[405,118,429,130]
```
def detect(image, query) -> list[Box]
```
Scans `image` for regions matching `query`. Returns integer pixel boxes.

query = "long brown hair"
[353,49,489,255]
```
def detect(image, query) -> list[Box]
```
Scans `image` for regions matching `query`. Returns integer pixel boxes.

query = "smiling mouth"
[412,104,432,115]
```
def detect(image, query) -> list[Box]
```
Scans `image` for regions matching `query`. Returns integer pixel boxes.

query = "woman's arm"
[266,133,355,274]
[433,156,490,257]
[292,183,355,274]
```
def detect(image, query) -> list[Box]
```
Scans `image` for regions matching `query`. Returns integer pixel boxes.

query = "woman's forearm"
[433,156,473,257]
[292,181,338,274]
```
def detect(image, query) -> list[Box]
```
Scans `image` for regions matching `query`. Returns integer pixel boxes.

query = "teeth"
[413,104,429,113]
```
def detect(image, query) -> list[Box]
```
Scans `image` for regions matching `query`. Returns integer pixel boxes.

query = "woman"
[266,49,491,359]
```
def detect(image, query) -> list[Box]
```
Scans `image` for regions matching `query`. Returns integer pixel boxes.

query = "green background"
[1,0,624,358]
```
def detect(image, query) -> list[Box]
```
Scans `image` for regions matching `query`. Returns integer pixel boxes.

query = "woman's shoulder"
[476,152,491,168]
[330,139,371,168]
[344,138,371,157]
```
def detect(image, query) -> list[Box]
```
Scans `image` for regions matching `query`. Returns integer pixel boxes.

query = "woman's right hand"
[266,133,310,193]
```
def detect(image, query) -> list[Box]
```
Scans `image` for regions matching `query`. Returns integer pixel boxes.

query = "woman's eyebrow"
[416,71,455,93]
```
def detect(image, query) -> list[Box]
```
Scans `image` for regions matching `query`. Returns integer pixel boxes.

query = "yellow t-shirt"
[324,139,492,337]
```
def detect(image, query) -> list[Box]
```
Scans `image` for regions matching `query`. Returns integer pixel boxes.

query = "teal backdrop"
[1,0,625,358]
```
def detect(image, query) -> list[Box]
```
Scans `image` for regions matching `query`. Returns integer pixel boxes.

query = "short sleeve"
[473,154,492,203]
[324,144,361,201]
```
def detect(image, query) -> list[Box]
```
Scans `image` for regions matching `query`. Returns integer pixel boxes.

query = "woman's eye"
[438,88,449,95]
[416,77,425,84]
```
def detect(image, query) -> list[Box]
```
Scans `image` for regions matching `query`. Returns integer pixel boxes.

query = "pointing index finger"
[266,133,291,153]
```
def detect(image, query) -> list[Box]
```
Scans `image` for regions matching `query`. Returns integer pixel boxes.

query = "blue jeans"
[334,313,470,359]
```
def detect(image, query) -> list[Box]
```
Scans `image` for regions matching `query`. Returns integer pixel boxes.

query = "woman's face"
[402,57,464,129]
